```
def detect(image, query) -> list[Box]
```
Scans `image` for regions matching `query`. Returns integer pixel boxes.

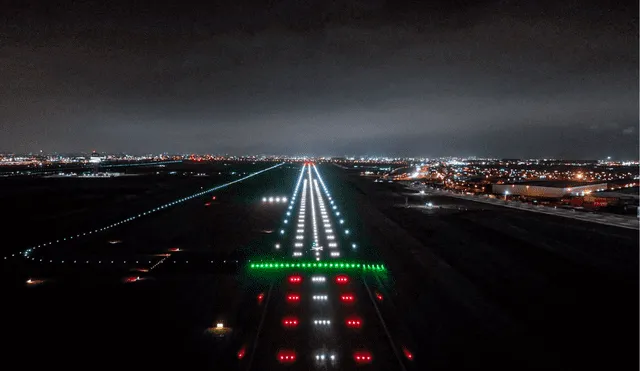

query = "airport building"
[492,181,608,199]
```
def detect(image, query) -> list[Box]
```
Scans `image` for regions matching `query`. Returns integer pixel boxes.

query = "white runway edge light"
[262,196,288,203]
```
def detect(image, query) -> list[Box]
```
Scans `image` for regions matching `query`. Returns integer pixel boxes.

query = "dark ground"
[2,163,637,370]
[324,165,638,370]
[2,162,292,370]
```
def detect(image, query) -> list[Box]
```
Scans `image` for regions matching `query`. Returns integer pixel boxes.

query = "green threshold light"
[248,260,387,272]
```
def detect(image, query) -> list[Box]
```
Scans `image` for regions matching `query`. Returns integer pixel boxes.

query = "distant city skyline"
[1,151,638,163]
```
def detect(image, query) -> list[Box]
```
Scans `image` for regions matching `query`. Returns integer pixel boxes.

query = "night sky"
[1,0,638,158]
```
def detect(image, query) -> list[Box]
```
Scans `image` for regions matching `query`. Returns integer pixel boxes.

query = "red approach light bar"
[277,350,297,363]
[353,351,373,364]
[403,347,414,361]
[237,347,246,359]
[286,293,301,302]
[288,275,303,284]
[340,293,355,303]
[345,317,362,328]
[335,274,349,284]
[282,317,299,328]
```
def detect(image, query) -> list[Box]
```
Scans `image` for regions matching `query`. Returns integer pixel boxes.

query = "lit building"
[492,181,608,198]
[89,150,103,163]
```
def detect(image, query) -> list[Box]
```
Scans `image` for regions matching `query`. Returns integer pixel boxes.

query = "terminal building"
[492,181,608,199]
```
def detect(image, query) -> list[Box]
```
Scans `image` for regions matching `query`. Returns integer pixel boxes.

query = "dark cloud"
[1,0,637,158]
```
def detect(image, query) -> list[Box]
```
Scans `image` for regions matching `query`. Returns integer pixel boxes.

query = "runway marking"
[363,275,407,371]
[245,281,274,371]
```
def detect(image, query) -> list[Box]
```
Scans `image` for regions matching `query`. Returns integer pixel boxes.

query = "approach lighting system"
[286,293,301,302]
[353,351,373,364]
[282,317,299,328]
[277,350,297,363]
[345,317,363,328]
[403,347,414,361]
[340,294,355,303]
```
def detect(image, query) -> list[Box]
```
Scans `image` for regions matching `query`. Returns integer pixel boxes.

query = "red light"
[345,317,362,328]
[375,291,384,301]
[237,347,246,359]
[277,350,296,363]
[403,347,413,361]
[340,294,355,303]
[204,202,211,206]
[353,351,372,364]
[288,275,302,284]
[286,293,300,302]
[212,196,216,200]
[335,274,349,284]
[282,317,299,328]
[257,293,264,304]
